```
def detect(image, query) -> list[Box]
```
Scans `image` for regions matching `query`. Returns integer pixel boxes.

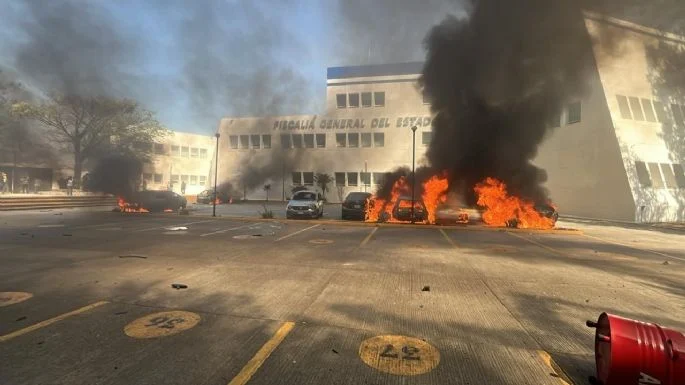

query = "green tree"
[11,94,169,187]
[314,173,333,200]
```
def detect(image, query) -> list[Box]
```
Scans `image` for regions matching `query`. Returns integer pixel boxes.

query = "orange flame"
[474,177,554,229]
[117,197,149,213]
[422,174,449,224]
[365,174,449,224]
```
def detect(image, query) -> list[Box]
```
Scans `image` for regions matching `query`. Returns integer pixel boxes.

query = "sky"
[0,0,466,135]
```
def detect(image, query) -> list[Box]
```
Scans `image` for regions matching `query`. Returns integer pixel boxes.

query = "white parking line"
[138,220,217,232]
[275,224,320,242]
[37,224,65,228]
[200,223,257,237]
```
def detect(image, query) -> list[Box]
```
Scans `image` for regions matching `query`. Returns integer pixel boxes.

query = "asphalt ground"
[1,207,684,385]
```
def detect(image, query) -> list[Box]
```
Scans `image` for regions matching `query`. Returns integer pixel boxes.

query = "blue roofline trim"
[327,62,424,79]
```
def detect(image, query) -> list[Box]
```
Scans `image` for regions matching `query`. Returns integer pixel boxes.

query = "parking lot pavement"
[1,210,684,385]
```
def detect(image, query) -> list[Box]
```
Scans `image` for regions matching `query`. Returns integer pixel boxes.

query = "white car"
[286,190,324,219]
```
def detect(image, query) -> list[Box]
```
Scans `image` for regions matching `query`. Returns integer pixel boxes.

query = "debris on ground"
[165,226,188,231]
[332,349,339,354]
[663,260,670,265]
[422,286,430,292]
[53,213,63,216]
[118,255,148,259]
[419,305,424,309]
[585,299,590,303]
[114,311,128,315]
[62,234,72,236]
[15,316,27,322]
[171,283,188,289]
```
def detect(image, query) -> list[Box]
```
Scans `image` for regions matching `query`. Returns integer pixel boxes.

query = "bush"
[259,204,274,219]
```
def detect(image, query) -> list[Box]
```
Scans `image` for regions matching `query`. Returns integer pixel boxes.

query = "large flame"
[365,174,449,224]
[474,177,554,229]
[117,197,149,213]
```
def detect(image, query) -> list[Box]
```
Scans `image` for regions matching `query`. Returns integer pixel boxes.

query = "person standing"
[0,172,7,194]
[33,178,41,194]
[180,180,186,195]
[20,175,29,194]
[66,176,73,196]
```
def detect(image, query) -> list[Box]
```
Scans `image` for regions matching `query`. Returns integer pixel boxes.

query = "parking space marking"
[537,351,574,385]
[0,292,33,307]
[359,227,378,247]
[200,223,257,237]
[124,311,201,339]
[439,228,458,247]
[227,321,295,385]
[70,219,158,230]
[507,232,566,257]
[0,301,109,343]
[359,335,440,376]
[583,234,685,262]
[139,220,217,232]
[275,224,320,242]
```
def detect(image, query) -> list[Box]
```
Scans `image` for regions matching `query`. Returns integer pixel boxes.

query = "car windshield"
[292,192,316,201]
[346,193,371,201]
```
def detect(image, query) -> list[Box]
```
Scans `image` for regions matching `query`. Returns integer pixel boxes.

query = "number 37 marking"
[380,344,421,361]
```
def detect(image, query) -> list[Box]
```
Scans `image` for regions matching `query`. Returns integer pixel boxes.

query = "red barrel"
[587,313,685,385]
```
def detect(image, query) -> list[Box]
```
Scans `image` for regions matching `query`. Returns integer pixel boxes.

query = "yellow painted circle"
[359,335,440,376]
[308,239,334,245]
[0,292,33,307]
[124,311,201,339]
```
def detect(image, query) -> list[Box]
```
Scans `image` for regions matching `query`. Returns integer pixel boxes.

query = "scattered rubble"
[118,255,147,259]
[421,286,430,292]
[171,283,188,290]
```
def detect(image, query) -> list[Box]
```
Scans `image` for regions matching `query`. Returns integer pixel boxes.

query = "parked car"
[391,196,427,222]
[132,190,187,212]
[197,189,230,204]
[341,192,372,220]
[286,190,324,219]
[435,204,470,225]
[504,203,559,227]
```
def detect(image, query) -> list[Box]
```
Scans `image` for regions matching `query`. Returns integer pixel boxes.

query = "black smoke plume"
[86,155,142,199]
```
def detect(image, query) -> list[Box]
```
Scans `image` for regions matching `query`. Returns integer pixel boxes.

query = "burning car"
[435,204,470,225]
[341,192,372,220]
[391,196,427,222]
[504,203,559,228]
[286,190,324,219]
[197,189,230,204]
[121,190,187,213]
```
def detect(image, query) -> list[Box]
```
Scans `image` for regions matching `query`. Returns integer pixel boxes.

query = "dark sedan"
[392,196,427,222]
[132,190,187,212]
[341,192,372,220]
[197,189,230,204]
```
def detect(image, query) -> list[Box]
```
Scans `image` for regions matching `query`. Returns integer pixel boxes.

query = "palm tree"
[314,173,333,201]
[263,184,271,202]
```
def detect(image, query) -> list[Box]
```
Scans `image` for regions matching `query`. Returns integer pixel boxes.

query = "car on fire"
[341,192,372,220]
[504,203,559,227]
[130,190,187,212]
[435,204,470,225]
[196,189,230,204]
[391,196,427,222]
[286,190,324,219]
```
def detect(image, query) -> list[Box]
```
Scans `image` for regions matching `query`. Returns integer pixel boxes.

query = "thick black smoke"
[86,155,142,199]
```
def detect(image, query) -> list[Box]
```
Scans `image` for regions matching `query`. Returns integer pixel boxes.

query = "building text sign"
[273,116,433,131]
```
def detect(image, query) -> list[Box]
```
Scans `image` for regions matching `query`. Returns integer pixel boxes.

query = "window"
[422,131,433,146]
[660,164,678,188]
[548,112,561,128]
[171,175,179,184]
[634,162,651,187]
[348,93,359,108]
[292,172,302,185]
[360,172,371,186]
[229,136,239,149]
[303,172,314,186]
[347,172,358,186]
[292,134,303,148]
[181,146,189,157]
[199,176,206,186]
[673,164,685,188]
[336,133,347,147]
[190,147,199,158]
[262,135,271,149]
[335,172,346,186]
[373,133,384,147]
[361,92,372,107]
[303,134,314,148]
[641,99,657,123]
[143,173,152,182]
[373,172,385,185]
[154,143,165,154]
[628,97,644,121]
[154,173,163,183]
[239,135,249,149]
[653,101,667,122]
[374,91,385,107]
[181,175,189,182]
[315,134,326,148]
[567,102,581,124]
[672,104,685,126]
[336,94,346,108]
[190,175,198,185]
[422,90,431,105]
[616,95,632,119]
[361,133,372,148]
[348,133,359,148]
[648,162,665,188]
[251,135,260,149]
[199,148,208,159]
[171,145,180,156]
[281,134,292,149]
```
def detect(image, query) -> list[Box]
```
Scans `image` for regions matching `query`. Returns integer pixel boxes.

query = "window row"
[616,95,670,123]
[336,92,385,108]
[334,172,386,187]
[333,132,385,148]
[229,135,272,150]
[143,173,207,186]
[634,161,685,189]
[166,145,209,159]
[548,102,583,127]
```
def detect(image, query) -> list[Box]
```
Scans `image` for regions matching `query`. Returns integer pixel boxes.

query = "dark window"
[190,175,198,185]
[348,93,359,108]
[239,136,249,149]
[374,133,384,147]
[336,94,346,108]
[251,135,260,149]
[315,134,326,148]
[616,95,632,119]
[635,161,651,187]
[181,175,189,182]
[292,134,303,148]
[641,99,657,122]
[372,172,385,185]
[361,133,372,148]
[347,172,358,186]
[648,162,665,188]
[336,133,347,147]
[361,92,372,107]
[181,146,190,157]
[422,131,432,146]
[303,172,314,186]
[293,191,317,200]
[199,148,208,158]
[154,174,163,183]
[199,176,206,186]
[190,147,199,158]
[567,102,581,124]
[348,133,359,148]
[374,92,385,107]
[628,97,644,121]
[360,172,371,186]
[672,104,685,126]
[292,172,302,185]
[422,90,431,105]
[335,172,346,186]
[673,164,685,188]
[171,145,180,156]
[660,164,678,188]
[653,101,666,122]
[262,135,271,149]
[171,175,179,184]
[548,112,561,128]
[143,173,152,181]
[229,136,238,149]
[303,134,314,148]
[281,134,292,149]
[154,143,165,154]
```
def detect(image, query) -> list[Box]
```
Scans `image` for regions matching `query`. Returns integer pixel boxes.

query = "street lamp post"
[364,160,368,193]
[410,126,417,223]
[213,132,220,217]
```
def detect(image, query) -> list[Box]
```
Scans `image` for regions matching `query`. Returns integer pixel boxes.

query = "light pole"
[364,160,368,193]
[410,126,417,223]
[213,132,220,217]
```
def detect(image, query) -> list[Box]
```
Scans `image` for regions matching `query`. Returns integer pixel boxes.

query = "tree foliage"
[314,173,333,199]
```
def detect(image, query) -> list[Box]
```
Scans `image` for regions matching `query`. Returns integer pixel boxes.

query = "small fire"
[365,174,449,224]
[117,197,149,213]
[214,198,222,205]
[474,177,555,229]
